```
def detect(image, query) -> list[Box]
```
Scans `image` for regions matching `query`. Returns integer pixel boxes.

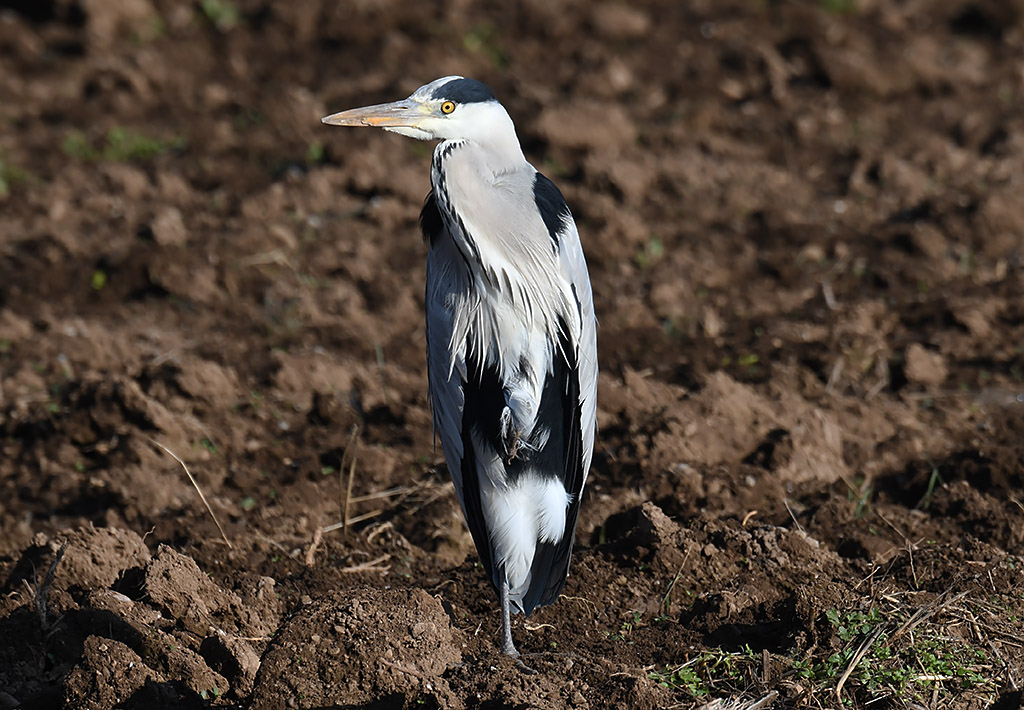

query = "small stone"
[905,343,947,386]
[410,622,433,639]
[151,207,187,246]
[200,635,260,697]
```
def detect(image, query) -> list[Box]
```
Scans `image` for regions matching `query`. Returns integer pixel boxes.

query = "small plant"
[818,0,858,13]
[815,601,997,703]
[306,141,325,164]
[737,353,759,370]
[917,460,942,510]
[62,127,184,162]
[0,154,31,197]
[201,0,240,30]
[845,476,873,518]
[635,236,664,268]
[650,664,707,697]
[649,648,753,699]
[462,23,507,69]
[826,606,882,642]
[90,270,108,290]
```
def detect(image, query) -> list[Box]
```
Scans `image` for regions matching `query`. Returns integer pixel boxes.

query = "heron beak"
[321,99,427,129]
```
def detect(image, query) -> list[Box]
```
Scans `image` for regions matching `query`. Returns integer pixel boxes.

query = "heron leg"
[499,578,519,658]
[499,578,538,674]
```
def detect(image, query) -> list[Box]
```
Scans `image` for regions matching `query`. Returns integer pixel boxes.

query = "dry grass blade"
[239,249,291,268]
[34,541,67,631]
[336,424,360,535]
[254,531,300,558]
[305,526,323,567]
[343,455,357,534]
[661,551,692,614]
[835,624,886,703]
[348,486,413,503]
[782,496,805,533]
[322,508,383,533]
[890,590,969,641]
[698,692,778,710]
[340,553,391,573]
[525,623,554,631]
[148,437,232,549]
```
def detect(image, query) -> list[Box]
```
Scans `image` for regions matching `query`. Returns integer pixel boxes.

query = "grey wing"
[558,217,598,481]
[423,203,498,578]
[519,172,598,612]
[423,200,467,501]
[533,172,598,476]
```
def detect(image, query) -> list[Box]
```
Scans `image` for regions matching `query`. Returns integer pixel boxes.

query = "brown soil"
[1,1,1023,708]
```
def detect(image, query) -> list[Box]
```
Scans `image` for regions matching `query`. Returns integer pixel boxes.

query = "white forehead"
[410,76,464,100]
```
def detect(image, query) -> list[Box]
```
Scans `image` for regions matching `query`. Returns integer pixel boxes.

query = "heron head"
[322,76,513,143]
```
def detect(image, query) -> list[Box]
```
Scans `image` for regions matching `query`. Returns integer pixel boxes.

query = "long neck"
[474,111,527,174]
[437,104,527,178]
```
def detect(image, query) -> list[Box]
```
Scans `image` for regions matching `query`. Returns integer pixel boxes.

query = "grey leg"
[499,578,519,657]
[500,578,537,674]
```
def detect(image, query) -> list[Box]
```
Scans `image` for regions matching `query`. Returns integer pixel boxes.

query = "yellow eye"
[441,101,455,115]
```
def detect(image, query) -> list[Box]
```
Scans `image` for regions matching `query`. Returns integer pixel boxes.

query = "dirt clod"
[251,588,462,710]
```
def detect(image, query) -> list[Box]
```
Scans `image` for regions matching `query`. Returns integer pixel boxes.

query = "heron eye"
[441,101,456,115]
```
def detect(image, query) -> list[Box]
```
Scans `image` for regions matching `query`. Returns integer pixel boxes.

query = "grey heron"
[322,77,597,662]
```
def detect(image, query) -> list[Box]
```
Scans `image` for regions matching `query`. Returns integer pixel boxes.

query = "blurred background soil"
[0,0,1023,708]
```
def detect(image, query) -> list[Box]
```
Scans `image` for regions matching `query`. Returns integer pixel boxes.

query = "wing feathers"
[521,316,585,613]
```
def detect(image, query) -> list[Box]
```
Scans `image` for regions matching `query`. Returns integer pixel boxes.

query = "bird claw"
[499,408,522,463]
[505,432,521,464]
[515,658,538,675]
[501,639,538,674]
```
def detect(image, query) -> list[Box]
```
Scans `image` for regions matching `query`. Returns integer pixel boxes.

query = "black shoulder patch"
[533,172,571,248]
[419,191,444,245]
[431,78,496,104]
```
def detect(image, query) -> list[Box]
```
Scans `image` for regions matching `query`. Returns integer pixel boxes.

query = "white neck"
[439,102,527,176]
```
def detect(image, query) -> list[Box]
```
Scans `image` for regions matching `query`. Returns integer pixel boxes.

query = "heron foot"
[500,638,539,674]
[499,408,522,463]
[515,658,539,675]
[505,433,521,464]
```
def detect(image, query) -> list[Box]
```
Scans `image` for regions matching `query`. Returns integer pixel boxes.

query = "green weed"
[649,647,754,698]
[62,127,184,162]
[201,0,240,30]
[818,0,858,13]
[0,154,31,197]
[462,23,507,69]
[635,236,664,268]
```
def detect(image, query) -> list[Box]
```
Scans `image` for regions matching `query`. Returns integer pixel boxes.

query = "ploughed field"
[0,0,1022,708]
